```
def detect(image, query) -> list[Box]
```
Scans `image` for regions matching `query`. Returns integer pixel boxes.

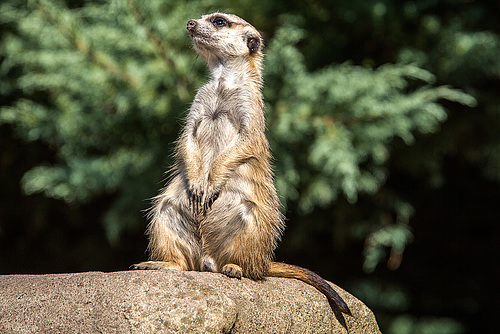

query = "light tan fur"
[132,13,351,316]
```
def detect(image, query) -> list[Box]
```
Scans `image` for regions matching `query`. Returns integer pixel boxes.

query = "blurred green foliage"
[1,0,499,332]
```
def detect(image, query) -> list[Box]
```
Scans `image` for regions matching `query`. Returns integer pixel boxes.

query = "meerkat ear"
[247,36,261,54]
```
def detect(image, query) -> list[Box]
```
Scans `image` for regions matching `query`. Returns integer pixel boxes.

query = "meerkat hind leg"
[221,263,243,279]
[130,260,183,271]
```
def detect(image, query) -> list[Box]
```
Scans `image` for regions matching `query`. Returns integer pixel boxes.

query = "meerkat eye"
[212,17,229,28]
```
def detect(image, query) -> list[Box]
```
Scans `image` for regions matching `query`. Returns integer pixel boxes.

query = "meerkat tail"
[267,262,352,316]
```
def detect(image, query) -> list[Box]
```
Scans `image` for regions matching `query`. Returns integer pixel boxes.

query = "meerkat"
[132,12,351,316]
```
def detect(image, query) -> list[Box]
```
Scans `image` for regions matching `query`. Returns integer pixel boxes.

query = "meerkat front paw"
[187,184,204,212]
[203,180,223,211]
[221,263,243,279]
[203,189,219,212]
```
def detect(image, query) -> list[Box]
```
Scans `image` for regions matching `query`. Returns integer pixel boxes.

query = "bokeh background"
[1,1,499,333]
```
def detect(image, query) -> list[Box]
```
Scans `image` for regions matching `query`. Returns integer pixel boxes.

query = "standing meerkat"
[132,12,351,316]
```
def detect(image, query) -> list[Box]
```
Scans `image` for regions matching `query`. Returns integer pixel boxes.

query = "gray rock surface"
[0,270,381,333]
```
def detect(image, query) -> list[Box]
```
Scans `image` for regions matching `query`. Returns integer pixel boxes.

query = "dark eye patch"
[211,17,230,28]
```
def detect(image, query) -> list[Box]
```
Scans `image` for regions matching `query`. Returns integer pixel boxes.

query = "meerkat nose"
[187,20,197,31]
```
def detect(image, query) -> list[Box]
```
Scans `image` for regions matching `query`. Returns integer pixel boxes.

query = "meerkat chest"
[191,82,246,148]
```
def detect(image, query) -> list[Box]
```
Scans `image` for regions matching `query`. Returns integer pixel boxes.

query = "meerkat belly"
[201,164,260,246]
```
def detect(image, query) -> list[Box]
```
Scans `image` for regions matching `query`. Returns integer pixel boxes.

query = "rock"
[0,270,381,333]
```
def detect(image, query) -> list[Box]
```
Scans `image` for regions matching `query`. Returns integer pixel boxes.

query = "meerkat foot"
[221,263,243,279]
[130,260,183,271]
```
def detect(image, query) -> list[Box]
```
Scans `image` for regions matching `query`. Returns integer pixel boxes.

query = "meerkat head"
[186,13,263,64]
